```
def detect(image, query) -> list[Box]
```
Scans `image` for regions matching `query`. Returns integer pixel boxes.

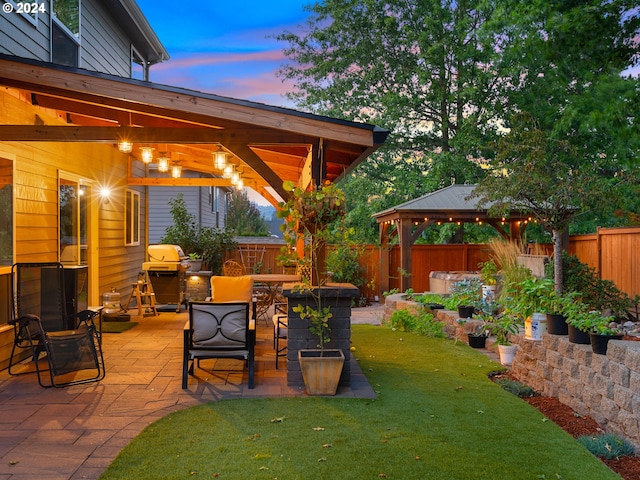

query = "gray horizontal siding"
[80,1,130,76]
[0,5,50,60]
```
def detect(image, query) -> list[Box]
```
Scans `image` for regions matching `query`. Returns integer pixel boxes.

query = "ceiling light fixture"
[118,140,133,153]
[213,149,228,170]
[140,146,154,164]
[158,155,169,172]
[222,163,235,179]
[171,163,182,179]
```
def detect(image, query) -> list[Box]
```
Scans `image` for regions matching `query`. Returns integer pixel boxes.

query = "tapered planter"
[589,333,623,355]
[457,306,474,319]
[568,325,591,344]
[298,349,345,396]
[546,313,568,335]
[498,344,517,366]
[467,334,488,349]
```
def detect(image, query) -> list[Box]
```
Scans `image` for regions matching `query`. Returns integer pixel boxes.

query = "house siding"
[0,0,133,77]
[0,87,146,369]
[0,5,51,61]
[80,1,131,76]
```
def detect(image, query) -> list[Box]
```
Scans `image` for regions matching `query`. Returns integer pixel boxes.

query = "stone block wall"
[511,334,640,451]
[283,284,359,387]
[185,271,212,301]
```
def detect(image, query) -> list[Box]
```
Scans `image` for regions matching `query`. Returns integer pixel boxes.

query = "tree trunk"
[553,228,563,294]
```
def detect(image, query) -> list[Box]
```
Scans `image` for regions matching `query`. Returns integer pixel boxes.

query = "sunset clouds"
[137,0,308,105]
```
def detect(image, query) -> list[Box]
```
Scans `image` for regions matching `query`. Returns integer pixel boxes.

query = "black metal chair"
[272,302,288,369]
[8,262,105,388]
[184,301,256,389]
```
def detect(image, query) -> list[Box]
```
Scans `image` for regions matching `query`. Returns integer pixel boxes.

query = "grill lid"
[148,244,187,262]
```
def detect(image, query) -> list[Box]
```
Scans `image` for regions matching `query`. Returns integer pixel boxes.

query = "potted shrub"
[589,321,624,355]
[564,302,620,350]
[447,278,482,319]
[504,277,549,340]
[490,317,520,365]
[479,260,498,301]
[279,181,347,395]
[187,253,203,272]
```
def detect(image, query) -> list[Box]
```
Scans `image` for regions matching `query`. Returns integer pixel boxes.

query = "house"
[0,0,388,370]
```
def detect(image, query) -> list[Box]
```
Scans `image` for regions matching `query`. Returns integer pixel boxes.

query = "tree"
[472,0,640,291]
[277,0,496,193]
[226,190,270,236]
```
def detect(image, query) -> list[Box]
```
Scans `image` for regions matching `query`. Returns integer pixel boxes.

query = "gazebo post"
[398,217,412,292]
[379,222,391,295]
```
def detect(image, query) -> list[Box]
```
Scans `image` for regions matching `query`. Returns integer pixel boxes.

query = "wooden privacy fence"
[226,226,640,300]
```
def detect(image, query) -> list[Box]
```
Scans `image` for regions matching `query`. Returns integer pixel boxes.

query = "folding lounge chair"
[8,262,105,388]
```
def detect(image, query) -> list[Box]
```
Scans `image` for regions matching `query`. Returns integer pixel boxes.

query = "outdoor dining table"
[250,273,301,318]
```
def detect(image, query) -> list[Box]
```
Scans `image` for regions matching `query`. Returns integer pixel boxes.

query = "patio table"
[250,274,301,318]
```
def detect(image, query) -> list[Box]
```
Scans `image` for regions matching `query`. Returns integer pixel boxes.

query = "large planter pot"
[568,325,591,344]
[457,306,474,319]
[498,344,517,366]
[524,313,547,341]
[467,334,488,349]
[187,259,203,272]
[546,313,568,335]
[298,349,345,396]
[589,333,623,355]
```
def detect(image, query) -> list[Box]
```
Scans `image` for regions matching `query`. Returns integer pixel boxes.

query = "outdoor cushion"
[210,275,253,303]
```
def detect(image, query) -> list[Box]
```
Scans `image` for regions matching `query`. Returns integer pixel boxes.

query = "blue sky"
[136,0,310,106]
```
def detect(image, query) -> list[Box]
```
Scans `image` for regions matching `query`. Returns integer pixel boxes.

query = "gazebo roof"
[373,184,530,223]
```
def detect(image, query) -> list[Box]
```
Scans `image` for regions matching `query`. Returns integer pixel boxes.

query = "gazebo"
[373,184,533,292]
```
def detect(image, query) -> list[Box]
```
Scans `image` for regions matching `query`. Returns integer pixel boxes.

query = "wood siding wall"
[0,88,146,369]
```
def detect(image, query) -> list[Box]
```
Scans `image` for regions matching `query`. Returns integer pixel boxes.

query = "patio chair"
[183,301,255,389]
[272,301,288,369]
[8,262,105,388]
[222,260,245,277]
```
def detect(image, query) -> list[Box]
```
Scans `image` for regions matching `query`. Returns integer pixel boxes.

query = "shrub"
[577,433,635,460]
[547,252,632,318]
[389,308,446,338]
[494,378,536,398]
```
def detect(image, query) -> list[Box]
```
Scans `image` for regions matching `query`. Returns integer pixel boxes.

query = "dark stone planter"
[467,334,488,349]
[546,313,568,335]
[589,333,623,355]
[568,325,591,344]
[457,306,474,319]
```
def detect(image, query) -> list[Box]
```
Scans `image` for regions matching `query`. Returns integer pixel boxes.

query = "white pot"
[498,344,517,366]
[524,313,547,341]
[482,285,496,301]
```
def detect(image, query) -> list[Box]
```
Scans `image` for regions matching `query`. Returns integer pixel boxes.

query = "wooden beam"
[127,177,234,187]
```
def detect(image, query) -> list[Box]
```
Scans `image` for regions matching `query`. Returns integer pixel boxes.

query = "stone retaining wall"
[383,293,640,450]
[511,334,640,451]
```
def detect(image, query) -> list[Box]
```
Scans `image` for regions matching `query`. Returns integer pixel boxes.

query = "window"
[0,157,13,267]
[52,0,79,67]
[125,190,140,246]
[59,177,87,265]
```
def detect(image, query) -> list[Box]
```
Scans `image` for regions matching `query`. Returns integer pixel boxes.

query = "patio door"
[59,174,96,311]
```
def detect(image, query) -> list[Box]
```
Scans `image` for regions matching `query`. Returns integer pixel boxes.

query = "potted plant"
[187,252,203,272]
[589,321,624,355]
[490,316,520,365]
[447,278,482,319]
[564,301,620,350]
[278,180,347,395]
[479,260,498,301]
[504,277,550,340]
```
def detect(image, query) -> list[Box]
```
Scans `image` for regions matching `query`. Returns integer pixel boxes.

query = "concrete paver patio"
[0,304,383,479]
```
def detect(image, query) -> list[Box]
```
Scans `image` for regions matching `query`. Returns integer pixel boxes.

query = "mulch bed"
[491,372,640,480]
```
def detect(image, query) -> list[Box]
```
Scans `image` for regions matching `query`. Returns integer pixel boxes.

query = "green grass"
[100,325,620,480]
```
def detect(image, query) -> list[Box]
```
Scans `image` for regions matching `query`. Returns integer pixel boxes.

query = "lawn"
[100,325,619,480]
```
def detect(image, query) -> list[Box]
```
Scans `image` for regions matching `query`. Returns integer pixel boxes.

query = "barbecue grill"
[142,245,189,312]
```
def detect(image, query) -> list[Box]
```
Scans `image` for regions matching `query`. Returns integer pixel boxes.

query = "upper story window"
[52,0,80,67]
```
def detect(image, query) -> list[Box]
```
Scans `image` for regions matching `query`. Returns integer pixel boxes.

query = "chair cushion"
[210,276,253,303]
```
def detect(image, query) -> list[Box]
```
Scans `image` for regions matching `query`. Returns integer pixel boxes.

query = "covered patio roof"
[373,184,532,292]
[0,54,389,205]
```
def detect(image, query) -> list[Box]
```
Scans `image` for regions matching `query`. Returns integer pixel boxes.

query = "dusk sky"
[136,0,310,107]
